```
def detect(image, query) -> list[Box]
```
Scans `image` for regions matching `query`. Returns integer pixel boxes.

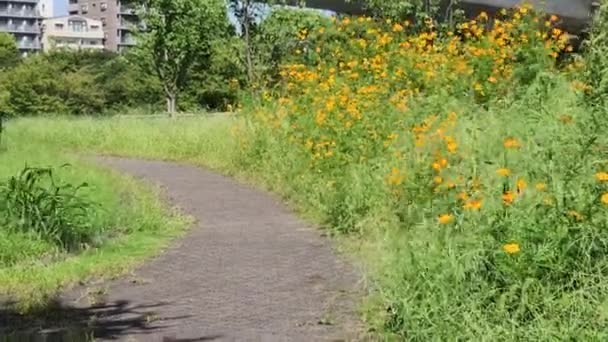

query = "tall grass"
[0,127,189,312]
[0,166,99,250]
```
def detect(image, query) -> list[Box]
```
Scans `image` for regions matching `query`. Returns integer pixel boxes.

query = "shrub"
[0,166,100,251]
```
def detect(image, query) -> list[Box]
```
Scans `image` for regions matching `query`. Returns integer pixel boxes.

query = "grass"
[0,126,190,313]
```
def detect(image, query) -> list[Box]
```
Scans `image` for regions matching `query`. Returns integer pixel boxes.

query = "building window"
[101,17,106,26]
[54,23,64,29]
[81,4,88,14]
[90,24,100,30]
[68,10,78,15]
[69,20,87,32]
[100,2,107,11]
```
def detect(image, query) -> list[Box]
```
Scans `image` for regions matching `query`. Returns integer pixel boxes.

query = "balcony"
[8,0,38,3]
[0,8,39,18]
[0,24,39,33]
[17,40,40,49]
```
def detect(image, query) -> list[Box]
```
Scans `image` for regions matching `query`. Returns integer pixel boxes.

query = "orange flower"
[602,193,608,205]
[503,242,520,255]
[496,168,511,177]
[502,191,515,205]
[438,214,454,224]
[463,199,482,210]
[503,138,521,149]
[596,172,608,182]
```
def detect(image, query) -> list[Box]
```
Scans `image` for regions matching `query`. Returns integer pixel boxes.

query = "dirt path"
[54,158,362,341]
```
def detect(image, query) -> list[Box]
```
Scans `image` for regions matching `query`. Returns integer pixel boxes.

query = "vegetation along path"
[63,157,360,341]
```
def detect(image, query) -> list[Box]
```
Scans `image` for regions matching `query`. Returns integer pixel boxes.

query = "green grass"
[0,125,190,312]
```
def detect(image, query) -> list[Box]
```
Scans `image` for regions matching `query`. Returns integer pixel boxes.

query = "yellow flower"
[438,214,454,224]
[596,172,608,182]
[388,168,404,186]
[535,182,546,191]
[392,23,404,32]
[502,191,515,205]
[516,178,526,194]
[434,176,443,184]
[503,138,521,149]
[463,199,482,210]
[503,242,520,255]
[496,168,511,177]
[602,193,608,205]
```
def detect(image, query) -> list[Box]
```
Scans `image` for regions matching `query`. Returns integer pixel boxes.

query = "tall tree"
[137,0,228,116]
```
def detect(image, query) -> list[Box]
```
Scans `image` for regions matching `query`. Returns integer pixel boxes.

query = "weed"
[0,166,100,251]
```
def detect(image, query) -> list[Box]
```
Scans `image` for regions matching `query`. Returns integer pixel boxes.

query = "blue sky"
[54,0,67,16]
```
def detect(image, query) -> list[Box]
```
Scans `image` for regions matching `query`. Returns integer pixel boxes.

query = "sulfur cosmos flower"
[503,138,521,149]
[602,193,608,205]
[438,214,454,224]
[503,242,520,255]
[535,182,546,191]
[596,172,608,182]
[516,178,527,194]
[502,191,515,205]
[463,199,482,210]
[496,168,511,177]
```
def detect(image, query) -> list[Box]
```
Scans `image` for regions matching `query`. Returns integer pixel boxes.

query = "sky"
[54,0,67,16]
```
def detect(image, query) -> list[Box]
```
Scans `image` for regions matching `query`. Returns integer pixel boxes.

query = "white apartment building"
[41,15,104,51]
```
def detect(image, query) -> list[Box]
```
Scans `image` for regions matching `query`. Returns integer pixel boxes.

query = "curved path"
[64,158,361,341]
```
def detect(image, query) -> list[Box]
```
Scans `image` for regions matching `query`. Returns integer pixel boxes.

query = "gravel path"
[51,158,362,341]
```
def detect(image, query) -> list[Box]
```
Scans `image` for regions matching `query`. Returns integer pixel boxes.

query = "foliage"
[359,0,463,26]
[0,166,99,251]
[582,0,608,109]
[0,50,164,116]
[254,8,331,85]
[136,0,229,114]
[231,5,608,339]
[0,32,18,70]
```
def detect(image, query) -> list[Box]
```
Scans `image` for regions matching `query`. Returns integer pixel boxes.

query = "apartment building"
[41,15,104,51]
[0,0,50,54]
[68,0,137,52]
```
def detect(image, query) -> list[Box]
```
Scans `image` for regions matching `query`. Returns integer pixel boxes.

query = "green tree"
[228,0,305,85]
[357,0,462,27]
[137,0,229,116]
[0,33,18,70]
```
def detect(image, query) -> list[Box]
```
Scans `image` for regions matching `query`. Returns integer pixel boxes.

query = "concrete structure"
[0,0,43,53]
[68,0,137,52]
[41,15,104,51]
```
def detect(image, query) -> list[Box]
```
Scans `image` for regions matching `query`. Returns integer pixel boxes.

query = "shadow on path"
[0,299,222,341]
